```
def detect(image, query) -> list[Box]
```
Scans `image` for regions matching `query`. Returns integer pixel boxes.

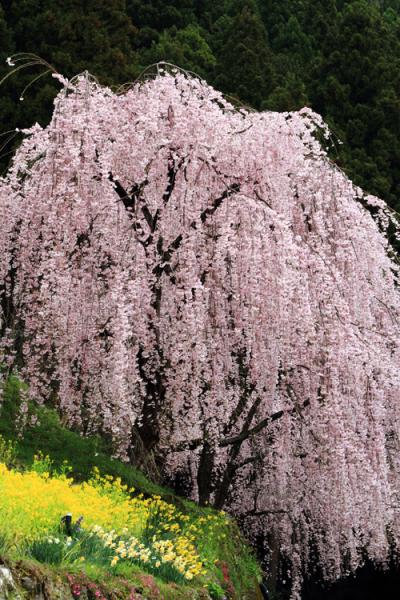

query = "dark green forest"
[0,0,399,211]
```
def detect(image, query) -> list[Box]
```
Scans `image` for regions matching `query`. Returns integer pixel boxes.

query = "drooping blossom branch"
[0,70,399,598]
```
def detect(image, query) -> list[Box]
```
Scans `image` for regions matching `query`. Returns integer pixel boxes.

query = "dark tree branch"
[111,159,241,277]
[223,348,258,435]
[162,155,185,205]
[172,397,311,453]
[241,396,262,434]
[141,205,158,232]
[236,455,259,470]
[244,509,289,518]
[199,183,240,224]
[108,173,149,243]
[231,123,254,136]
[160,183,241,267]
[254,189,273,210]
[219,398,311,447]
[109,176,145,213]
[152,183,241,281]
[174,438,203,452]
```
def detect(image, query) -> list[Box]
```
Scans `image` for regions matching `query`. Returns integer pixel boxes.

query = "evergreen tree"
[127,0,195,30]
[311,1,400,209]
[140,24,216,78]
[213,1,275,108]
[5,0,139,83]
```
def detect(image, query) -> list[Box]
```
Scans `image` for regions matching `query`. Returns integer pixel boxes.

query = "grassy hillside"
[0,374,262,599]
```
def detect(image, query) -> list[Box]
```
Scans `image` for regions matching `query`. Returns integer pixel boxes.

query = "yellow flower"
[0,461,210,583]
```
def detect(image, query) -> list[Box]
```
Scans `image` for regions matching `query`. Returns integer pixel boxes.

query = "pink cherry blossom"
[1,71,399,596]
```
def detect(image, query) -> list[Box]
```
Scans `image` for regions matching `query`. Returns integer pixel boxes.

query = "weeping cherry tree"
[1,67,400,596]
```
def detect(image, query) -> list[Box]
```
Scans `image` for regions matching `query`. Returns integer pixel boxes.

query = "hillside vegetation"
[0,374,261,599]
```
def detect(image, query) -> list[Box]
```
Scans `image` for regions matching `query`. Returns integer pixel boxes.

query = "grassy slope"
[0,374,261,599]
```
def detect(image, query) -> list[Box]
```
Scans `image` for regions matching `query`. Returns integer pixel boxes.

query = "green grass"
[0,372,261,598]
[0,373,170,498]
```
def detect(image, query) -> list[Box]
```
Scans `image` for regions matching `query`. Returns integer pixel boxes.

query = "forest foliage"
[0,0,399,211]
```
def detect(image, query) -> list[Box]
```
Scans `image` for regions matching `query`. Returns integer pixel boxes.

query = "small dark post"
[61,513,72,536]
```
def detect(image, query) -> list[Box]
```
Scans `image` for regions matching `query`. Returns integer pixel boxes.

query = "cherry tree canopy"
[1,70,400,595]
